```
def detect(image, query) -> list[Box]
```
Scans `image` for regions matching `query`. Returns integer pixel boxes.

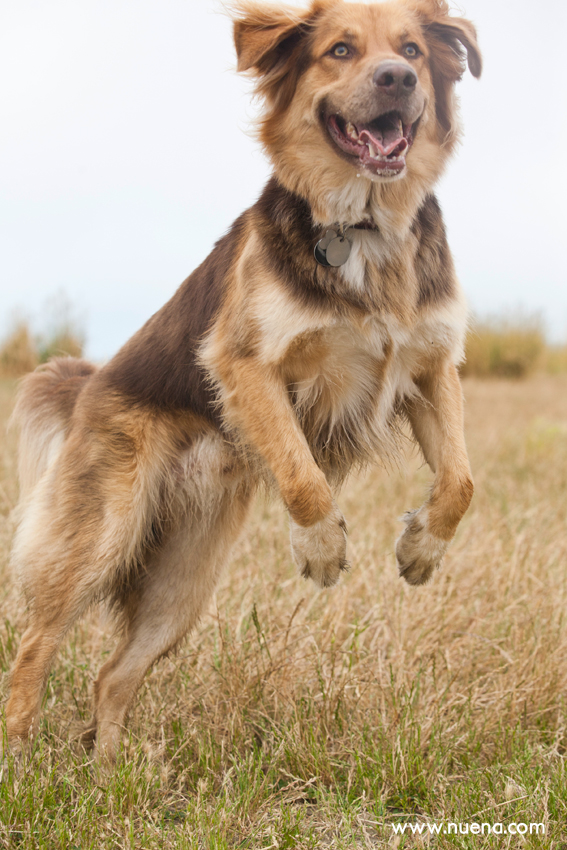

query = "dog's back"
[10,358,96,501]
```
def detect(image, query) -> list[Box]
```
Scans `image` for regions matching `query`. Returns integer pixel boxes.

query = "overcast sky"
[1,0,566,360]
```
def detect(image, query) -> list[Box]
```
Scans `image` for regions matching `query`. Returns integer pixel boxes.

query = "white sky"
[1,0,566,360]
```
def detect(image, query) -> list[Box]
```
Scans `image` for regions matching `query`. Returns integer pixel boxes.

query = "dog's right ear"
[232,2,310,75]
[230,1,328,114]
[229,0,313,79]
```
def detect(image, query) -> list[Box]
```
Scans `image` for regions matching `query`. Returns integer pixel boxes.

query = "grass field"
[1,375,567,848]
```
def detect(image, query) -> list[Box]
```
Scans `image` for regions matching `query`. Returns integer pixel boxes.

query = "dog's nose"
[373,62,417,97]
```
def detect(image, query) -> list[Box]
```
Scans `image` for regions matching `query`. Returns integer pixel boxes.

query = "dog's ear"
[414,1,482,139]
[425,15,482,81]
[232,3,310,75]
[230,1,327,111]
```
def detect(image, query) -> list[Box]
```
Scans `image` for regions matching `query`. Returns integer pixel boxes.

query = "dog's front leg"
[219,358,347,588]
[397,361,474,585]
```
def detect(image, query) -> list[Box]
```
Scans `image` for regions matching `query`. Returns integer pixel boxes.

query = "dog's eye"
[331,43,351,58]
[403,43,420,58]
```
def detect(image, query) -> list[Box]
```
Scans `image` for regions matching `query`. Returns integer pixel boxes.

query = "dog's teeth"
[367,142,377,157]
[346,121,359,140]
[398,118,403,135]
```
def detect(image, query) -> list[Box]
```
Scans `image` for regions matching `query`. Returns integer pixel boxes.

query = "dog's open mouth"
[327,112,417,176]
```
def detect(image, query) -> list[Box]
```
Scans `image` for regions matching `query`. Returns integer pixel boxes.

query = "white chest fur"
[287,298,467,476]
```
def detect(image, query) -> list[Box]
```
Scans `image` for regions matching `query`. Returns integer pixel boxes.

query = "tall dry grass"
[1,375,567,846]
[462,313,553,378]
[0,325,38,379]
[0,294,84,378]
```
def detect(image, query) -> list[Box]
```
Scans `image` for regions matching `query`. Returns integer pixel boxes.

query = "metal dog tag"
[314,229,337,267]
[319,229,337,250]
[314,243,331,266]
[325,236,352,267]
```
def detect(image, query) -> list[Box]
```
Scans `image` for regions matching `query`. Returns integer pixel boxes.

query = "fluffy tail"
[10,357,97,500]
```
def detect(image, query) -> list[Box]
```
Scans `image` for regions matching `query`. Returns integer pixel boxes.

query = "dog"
[5,0,480,763]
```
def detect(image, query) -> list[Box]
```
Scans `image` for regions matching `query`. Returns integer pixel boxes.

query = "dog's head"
[232,0,481,219]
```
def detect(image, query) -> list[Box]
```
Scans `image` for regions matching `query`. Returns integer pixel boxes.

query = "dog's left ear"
[425,15,482,81]
[416,2,482,139]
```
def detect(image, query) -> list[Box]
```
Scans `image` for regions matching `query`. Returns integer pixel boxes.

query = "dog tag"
[325,236,352,267]
[319,229,337,250]
[314,229,337,267]
[314,243,332,266]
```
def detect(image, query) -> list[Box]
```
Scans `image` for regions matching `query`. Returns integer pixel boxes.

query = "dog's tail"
[10,357,97,500]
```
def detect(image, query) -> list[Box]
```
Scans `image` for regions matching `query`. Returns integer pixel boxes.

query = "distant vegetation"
[461,313,567,379]
[0,293,84,378]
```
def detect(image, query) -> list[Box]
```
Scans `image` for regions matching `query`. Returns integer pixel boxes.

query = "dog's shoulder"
[100,212,251,424]
[410,193,458,309]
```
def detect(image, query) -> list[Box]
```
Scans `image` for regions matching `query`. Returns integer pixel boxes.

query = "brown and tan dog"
[5,0,480,763]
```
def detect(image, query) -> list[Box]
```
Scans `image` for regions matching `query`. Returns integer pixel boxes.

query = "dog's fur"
[5,0,480,762]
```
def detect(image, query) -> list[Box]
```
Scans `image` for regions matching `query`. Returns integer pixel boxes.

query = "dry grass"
[461,313,567,379]
[462,315,547,379]
[0,295,84,378]
[544,345,567,376]
[0,326,84,378]
[1,375,567,847]
[0,326,38,379]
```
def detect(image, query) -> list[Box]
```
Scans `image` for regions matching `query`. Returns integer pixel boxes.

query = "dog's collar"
[314,220,379,267]
[350,220,379,232]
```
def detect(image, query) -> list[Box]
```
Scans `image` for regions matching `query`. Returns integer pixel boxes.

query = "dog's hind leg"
[5,563,101,752]
[89,484,252,763]
[5,507,119,753]
[5,418,171,755]
[6,623,73,751]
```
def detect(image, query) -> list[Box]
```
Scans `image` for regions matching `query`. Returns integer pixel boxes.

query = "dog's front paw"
[290,502,348,588]
[396,509,449,586]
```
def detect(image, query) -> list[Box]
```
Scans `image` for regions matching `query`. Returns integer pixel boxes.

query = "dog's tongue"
[359,123,408,158]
